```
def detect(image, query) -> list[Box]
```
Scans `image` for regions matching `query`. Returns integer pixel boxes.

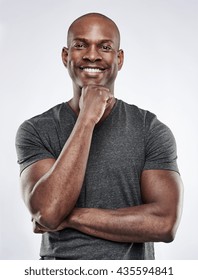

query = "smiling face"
[62,13,124,93]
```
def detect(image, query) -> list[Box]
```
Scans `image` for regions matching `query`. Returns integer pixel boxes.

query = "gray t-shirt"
[15,99,179,259]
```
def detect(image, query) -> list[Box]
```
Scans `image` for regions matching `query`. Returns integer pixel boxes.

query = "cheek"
[109,60,119,75]
[67,53,82,73]
[67,61,77,81]
[67,57,78,73]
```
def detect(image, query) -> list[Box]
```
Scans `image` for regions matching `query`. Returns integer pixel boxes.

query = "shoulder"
[16,103,70,146]
[24,103,66,125]
[17,103,68,132]
[118,99,156,125]
[118,99,174,139]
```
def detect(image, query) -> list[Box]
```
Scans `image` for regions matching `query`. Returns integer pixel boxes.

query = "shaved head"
[67,13,121,49]
[62,12,124,92]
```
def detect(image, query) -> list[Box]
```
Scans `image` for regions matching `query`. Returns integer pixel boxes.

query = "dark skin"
[21,13,183,243]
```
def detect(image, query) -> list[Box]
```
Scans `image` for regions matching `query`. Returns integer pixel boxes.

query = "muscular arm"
[20,85,113,229]
[69,170,183,243]
[21,119,93,230]
[35,170,183,243]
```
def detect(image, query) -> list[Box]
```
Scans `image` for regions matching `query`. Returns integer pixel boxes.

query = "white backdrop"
[0,0,197,260]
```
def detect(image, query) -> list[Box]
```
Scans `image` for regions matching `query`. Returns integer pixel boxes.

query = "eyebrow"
[72,37,115,45]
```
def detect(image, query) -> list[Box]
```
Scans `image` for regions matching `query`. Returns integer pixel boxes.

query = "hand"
[79,85,113,125]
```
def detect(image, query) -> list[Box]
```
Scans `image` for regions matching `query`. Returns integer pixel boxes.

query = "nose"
[82,45,102,62]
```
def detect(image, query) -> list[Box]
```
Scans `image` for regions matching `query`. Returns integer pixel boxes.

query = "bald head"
[67,13,121,49]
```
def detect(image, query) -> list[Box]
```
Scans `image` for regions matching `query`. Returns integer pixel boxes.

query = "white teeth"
[83,68,103,73]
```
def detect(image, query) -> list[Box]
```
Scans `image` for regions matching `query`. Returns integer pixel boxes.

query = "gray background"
[0,0,197,259]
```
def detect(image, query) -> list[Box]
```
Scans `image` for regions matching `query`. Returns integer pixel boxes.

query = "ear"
[117,49,124,71]
[62,47,68,68]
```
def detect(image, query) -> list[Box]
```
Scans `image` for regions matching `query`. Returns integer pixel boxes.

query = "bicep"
[140,169,183,219]
[20,158,56,206]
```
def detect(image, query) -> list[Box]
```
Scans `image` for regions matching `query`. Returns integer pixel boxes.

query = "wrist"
[77,111,97,128]
[67,208,85,229]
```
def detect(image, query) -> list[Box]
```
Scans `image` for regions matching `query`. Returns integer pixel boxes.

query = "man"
[15,13,183,260]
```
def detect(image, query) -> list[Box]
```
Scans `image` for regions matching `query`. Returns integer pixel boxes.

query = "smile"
[80,67,104,73]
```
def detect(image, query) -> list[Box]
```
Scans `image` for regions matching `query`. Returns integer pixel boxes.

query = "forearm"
[29,116,94,229]
[66,205,177,243]
[33,171,182,241]
[33,204,178,243]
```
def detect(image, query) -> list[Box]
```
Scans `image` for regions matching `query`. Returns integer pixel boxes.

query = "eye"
[73,42,87,49]
[100,44,113,52]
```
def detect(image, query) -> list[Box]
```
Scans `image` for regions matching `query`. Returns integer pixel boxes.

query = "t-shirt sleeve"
[15,120,55,174]
[143,112,179,173]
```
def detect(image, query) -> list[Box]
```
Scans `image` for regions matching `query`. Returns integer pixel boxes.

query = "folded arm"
[34,169,183,243]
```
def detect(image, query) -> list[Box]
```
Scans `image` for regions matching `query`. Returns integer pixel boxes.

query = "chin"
[81,80,106,87]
